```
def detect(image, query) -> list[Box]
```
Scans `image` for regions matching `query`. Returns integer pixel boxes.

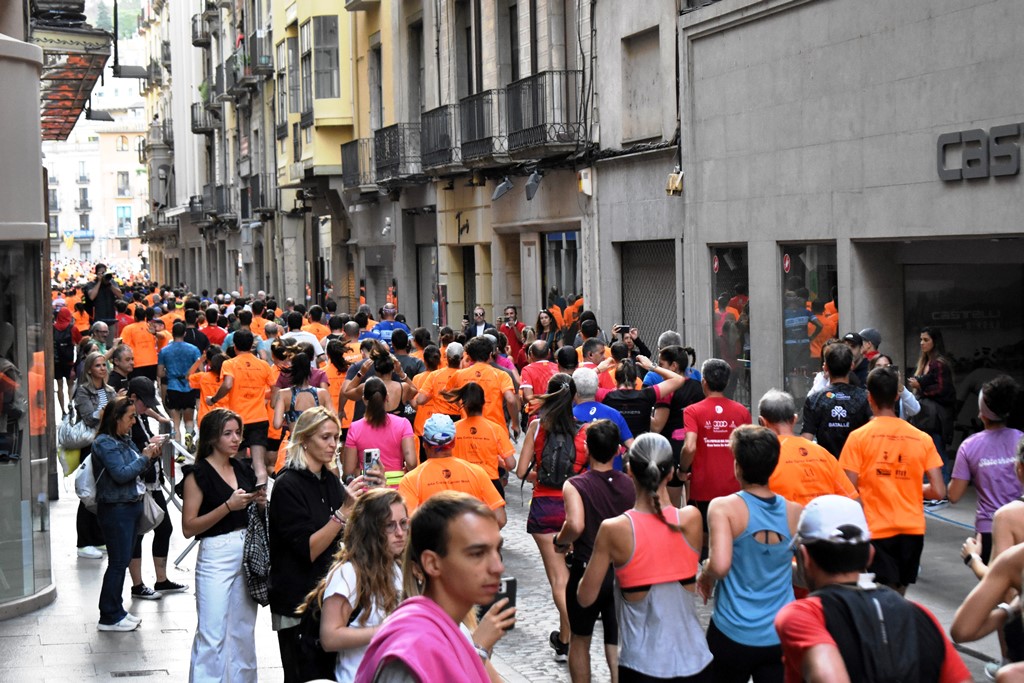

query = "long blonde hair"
[283,406,340,471]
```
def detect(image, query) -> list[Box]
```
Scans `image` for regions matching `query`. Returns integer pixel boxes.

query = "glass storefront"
[0,242,52,603]
[710,246,751,409]
[780,244,838,413]
[904,263,1024,446]
[542,231,582,311]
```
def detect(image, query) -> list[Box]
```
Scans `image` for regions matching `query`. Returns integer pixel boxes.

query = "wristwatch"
[472,642,489,661]
[998,602,1019,623]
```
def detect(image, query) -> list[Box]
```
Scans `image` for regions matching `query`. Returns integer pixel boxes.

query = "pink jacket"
[355,596,488,683]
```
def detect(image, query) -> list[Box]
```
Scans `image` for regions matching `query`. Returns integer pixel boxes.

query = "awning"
[31,24,111,141]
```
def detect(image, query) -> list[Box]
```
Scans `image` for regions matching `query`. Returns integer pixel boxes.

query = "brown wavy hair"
[298,488,404,625]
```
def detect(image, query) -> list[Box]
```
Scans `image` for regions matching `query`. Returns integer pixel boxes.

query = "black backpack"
[54,325,75,365]
[813,583,944,682]
[295,594,363,681]
[536,421,587,489]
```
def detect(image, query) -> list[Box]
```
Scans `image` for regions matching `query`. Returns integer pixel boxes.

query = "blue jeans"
[96,499,142,625]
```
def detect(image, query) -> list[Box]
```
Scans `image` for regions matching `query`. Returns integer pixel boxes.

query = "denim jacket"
[92,433,149,504]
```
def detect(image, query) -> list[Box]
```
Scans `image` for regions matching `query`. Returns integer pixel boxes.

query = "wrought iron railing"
[250,172,276,212]
[75,199,91,211]
[161,40,172,68]
[147,60,163,87]
[248,32,274,76]
[189,195,204,220]
[421,105,462,169]
[137,137,147,164]
[506,70,585,152]
[460,89,508,162]
[374,123,421,181]
[191,15,210,47]
[191,102,216,134]
[77,174,89,184]
[342,139,375,189]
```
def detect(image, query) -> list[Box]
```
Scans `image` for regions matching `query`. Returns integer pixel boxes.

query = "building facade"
[679,0,1024,415]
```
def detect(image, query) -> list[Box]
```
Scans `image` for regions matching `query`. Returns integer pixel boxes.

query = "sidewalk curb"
[492,653,533,683]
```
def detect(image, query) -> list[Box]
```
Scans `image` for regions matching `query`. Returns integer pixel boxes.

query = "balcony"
[75,199,91,212]
[203,183,232,218]
[191,15,210,47]
[137,137,147,164]
[189,195,205,221]
[506,70,587,157]
[73,230,95,242]
[161,40,172,68]
[234,47,257,87]
[421,105,463,171]
[146,60,163,88]
[342,139,375,191]
[48,200,60,212]
[248,32,274,77]
[214,64,231,103]
[345,0,380,9]
[117,185,132,198]
[460,89,509,166]
[374,123,422,184]
[77,174,89,184]
[146,117,173,147]
[48,176,58,186]
[249,172,276,214]
[191,102,216,134]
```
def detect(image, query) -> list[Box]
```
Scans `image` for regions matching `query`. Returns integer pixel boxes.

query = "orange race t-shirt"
[324,363,353,429]
[446,362,514,432]
[266,365,283,440]
[769,434,859,506]
[839,416,943,538]
[120,321,159,367]
[303,322,330,341]
[189,371,223,426]
[249,316,269,340]
[160,309,184,330]
[398,456,505,514]
[452,415,515,480]
[418,367,462,420]
[221,352,274,426]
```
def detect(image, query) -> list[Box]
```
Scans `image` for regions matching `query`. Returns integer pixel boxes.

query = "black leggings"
[706,619,783,683]
[76,444,104,548]
[132,489,171,559]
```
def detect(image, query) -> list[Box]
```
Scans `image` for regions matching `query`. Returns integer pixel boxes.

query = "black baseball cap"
[128,377,159,409]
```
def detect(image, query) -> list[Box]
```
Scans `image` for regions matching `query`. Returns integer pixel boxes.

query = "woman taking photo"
[342,377,416,487]
[515,374,584,662]
[577,433,711,681]
[91,396,163,632]
[535,309,561,349]
[73,350,116,560]
[305,488,407,682]
[907,326,956,476]
[181,408,261,681]
[270,407,367,682]
[601,356,685,439]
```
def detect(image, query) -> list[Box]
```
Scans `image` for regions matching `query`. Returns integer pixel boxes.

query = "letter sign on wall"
[938,124,1021,181]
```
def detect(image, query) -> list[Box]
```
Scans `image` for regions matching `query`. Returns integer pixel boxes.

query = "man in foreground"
[356,492,514,683]
[776,495,970,682]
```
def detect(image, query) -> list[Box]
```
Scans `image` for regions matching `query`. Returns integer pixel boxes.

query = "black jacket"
[268,467,347,617]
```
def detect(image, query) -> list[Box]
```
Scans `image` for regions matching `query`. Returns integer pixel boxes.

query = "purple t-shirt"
[952,427,1024,533]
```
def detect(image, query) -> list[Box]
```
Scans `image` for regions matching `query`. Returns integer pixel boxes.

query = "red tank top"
[615,508,699,589]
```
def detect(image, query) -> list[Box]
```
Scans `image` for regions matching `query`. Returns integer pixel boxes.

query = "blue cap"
[423,414,456,447]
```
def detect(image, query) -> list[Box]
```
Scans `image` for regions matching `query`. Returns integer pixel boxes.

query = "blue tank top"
[712,490,794,646]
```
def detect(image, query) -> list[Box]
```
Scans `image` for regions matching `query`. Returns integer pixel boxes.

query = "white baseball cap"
[791,495,871,548]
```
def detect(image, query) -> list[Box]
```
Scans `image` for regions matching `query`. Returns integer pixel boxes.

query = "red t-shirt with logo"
[683,396,751,501]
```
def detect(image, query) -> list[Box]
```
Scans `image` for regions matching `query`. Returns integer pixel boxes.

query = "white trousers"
[189,528,258,683]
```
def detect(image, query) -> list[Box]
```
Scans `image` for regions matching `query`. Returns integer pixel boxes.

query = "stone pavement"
[0,463,1000,681]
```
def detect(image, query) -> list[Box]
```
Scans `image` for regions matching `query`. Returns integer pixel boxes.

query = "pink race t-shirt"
[683,396,751,501]
[345,414,413,473]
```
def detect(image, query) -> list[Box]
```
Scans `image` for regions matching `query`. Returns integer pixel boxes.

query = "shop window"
[542,232,582,334]
[781,244,838,412]
[0,242,51,600]
[711,246,751,409]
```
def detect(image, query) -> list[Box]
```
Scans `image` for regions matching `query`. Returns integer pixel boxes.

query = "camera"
[103,272,114,283]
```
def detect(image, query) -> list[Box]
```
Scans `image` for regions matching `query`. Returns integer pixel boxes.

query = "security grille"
[620,240,678,343]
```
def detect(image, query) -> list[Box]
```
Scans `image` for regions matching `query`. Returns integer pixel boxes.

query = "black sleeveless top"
[191,458,256,539]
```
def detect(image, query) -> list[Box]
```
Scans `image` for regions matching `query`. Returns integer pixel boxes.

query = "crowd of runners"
[48,263,1024,682]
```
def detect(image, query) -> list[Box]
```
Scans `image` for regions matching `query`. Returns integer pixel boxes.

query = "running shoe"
[549,630,569,663]
[924,498,949,510]
[184,432,195,454]
[98,616,140,632]
[153,579,189,593]
[131,584,163,600]
[77,546,103,559]
[124,612,142,625]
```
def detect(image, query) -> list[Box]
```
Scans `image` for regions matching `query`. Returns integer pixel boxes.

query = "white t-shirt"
[282,330,325,356]
[323,561,403,683]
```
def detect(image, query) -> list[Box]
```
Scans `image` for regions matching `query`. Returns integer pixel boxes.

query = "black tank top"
[567,469,636,562]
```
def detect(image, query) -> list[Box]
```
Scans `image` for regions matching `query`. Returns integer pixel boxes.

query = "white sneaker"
[124,613,142,624]
[77,546,103,559]
[97,616,140,632]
